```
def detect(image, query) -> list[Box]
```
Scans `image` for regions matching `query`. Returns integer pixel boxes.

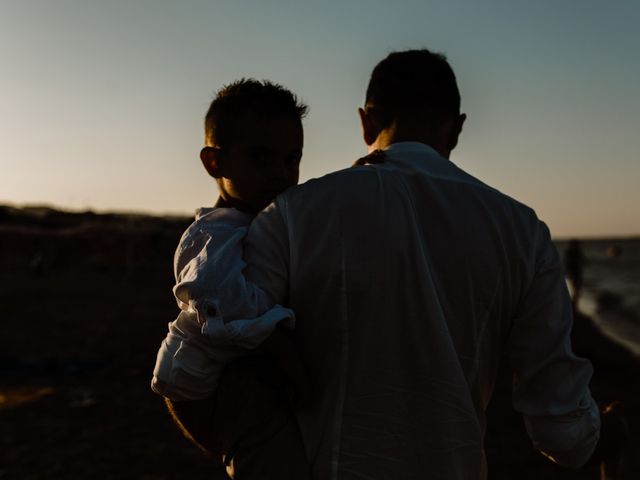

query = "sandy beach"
[1,205,638,479]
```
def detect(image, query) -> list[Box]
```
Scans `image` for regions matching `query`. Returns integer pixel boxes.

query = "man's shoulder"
[278,164,387,207]
[294,165,375,192]
[274,156,541,234]
[451,168,548,251]
[438,160,539,222]
[252,167,377,232]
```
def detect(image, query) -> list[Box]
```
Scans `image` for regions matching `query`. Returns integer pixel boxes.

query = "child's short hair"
[204,79,308,148]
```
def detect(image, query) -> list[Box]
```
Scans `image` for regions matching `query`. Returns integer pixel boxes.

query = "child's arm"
[152,207,297,401]
[174,208,295,348]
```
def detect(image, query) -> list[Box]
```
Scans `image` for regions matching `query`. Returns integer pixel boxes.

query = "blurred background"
[1,1,638,478]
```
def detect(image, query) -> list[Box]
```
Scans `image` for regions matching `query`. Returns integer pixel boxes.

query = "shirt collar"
[382,142,453,174]
[384,141,442,157]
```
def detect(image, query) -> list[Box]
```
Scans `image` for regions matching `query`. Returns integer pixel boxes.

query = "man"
[242,49,604,479]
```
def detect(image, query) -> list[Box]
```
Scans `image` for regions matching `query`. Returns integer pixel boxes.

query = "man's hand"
[352,149,386,167]
[255,326,310,407]
[586,401,629,479]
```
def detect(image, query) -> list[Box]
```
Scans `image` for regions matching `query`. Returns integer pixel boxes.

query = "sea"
[555,238,640,357]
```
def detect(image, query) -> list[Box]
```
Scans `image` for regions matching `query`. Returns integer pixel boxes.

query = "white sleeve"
[243,201,291,306]
[151,210,295,401]
[173,210,294,349]
[508,221,600,468]
[151,312,230,400]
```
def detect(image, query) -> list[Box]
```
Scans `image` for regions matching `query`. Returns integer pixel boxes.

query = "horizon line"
[2,201,638,242]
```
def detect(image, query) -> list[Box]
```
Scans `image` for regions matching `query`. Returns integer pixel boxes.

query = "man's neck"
[371,126,450,159]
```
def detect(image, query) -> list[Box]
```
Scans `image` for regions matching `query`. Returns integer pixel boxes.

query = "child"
[152,79,310,478]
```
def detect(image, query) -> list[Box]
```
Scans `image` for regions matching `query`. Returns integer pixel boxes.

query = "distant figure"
[28,249,46,275]
[565,239,585,309]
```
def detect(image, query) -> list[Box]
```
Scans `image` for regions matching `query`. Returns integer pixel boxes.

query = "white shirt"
[152,207,294,401]
[244,142,600,479]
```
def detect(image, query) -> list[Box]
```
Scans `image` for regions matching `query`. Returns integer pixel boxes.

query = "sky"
[1,0,639,238]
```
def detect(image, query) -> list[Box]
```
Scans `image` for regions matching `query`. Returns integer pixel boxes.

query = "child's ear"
[200,147,223,178]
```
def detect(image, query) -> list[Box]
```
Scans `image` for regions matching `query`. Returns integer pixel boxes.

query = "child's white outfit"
[151,207,294,401]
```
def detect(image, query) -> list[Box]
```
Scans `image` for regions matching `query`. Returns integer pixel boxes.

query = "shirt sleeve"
[173,210,294,349]
[507,220,600,468]
[243,200,291,306]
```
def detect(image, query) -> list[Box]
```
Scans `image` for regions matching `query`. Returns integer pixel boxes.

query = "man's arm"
[507,221,600,468]
[162,327,308,449]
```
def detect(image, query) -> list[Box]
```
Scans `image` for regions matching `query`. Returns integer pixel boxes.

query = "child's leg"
[212,356,311,480]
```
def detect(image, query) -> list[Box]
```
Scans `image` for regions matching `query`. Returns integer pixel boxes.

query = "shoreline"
[580,290,640,359]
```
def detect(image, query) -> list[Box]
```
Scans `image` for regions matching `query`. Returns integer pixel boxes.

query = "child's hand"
[352,149,386,167]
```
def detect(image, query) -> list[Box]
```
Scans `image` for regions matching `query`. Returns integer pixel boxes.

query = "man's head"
[200,79,307,213]
[359,49,466,158]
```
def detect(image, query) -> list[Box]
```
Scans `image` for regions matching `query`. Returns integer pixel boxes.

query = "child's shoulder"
[181,207,252,235]
[194,207,253,226]
[177,207,252,248]
[173,207,253,276]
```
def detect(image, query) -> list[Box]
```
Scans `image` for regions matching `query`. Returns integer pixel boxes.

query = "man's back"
[245,142,597,479]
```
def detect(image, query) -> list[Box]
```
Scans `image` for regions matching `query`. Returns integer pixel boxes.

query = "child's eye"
[249,149,271,165]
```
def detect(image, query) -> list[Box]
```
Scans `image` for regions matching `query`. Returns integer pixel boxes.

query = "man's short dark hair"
[204,79,308,147]
[365,49,460,127]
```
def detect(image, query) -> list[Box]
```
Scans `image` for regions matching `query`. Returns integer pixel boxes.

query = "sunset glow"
[1,0,638,237]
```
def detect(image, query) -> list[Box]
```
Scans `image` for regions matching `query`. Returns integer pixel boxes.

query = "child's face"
[217,113,303,213]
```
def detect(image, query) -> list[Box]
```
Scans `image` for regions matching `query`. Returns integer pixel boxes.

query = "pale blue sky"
[1,0,638,237]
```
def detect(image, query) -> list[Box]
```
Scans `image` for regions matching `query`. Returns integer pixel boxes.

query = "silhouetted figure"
[159,50,627,478]
[28,250,46,275]
[565,239,585,310]
[244,50,608,477]
[152,80,311,479]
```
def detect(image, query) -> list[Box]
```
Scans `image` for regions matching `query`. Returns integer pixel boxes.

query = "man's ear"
[447,113,467,152]
[358,107,379,147]
[200,147,223,178]
[457,113,467,135]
